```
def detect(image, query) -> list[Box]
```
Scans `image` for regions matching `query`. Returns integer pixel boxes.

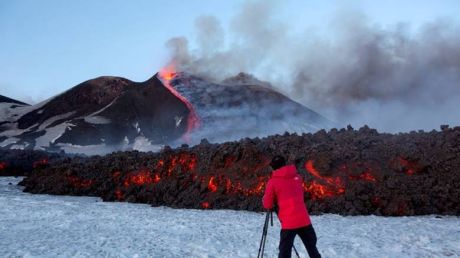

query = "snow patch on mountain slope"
[78,97,119,126]
[52,140,162,155]
[10,143,29,150]
[0,137,18,147]
[10,97,55,120]
[0,103,17,121]
[84,116,111,125]
[0,123,28,138]
[34,122,75,149]
[132,136,154,152]
[54,142,113,156]
[38,111,75,131]
[0,177,459,258]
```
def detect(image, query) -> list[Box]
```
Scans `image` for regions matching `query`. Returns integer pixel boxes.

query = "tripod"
[257,211,300,258]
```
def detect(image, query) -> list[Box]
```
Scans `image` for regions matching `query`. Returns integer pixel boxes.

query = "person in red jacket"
[263,155,321,258]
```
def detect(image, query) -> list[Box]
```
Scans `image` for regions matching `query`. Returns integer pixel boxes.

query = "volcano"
[0,72,331,154]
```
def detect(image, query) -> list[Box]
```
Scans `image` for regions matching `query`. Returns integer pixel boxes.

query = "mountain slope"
[1,72,331,154]
[0,76,189,153]
[160,72,332,143]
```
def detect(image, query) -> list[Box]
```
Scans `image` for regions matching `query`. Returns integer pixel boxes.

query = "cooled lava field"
[9,125,460,216]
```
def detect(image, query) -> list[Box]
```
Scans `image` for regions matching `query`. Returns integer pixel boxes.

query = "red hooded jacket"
[262,165,312,229]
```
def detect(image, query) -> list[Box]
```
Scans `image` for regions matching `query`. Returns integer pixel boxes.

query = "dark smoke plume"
[164,0,460,133]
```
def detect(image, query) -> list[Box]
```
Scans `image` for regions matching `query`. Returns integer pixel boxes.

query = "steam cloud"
[164,0,460,133]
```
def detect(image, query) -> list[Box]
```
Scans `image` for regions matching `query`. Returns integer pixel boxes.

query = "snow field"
[0,177,459,258]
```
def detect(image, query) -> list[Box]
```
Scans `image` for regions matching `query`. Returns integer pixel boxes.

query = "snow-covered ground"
[1,177,459,258]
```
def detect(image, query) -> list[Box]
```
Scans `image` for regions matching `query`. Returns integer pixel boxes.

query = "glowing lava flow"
[351,170,376,182]
[0,162,7,171]
[124,169,159,187]
[394,156,421,175]
[33,159,48,168]
[66,175,93,188]
[208,176,218,192]
[201,202,210,209]
[304,160,345,199]
[158,65,200,142]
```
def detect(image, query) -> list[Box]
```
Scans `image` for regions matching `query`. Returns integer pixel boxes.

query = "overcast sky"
[1,0,459,104]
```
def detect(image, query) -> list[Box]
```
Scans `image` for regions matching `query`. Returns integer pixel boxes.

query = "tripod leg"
[293,244,300,258]
[257,212,270,258]
[261,233,266,258]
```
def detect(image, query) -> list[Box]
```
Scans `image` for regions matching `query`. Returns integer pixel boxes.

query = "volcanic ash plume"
[163,0,460,133]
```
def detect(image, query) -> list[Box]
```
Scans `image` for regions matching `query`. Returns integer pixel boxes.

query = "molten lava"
[224,155,237,168]
[116,153,197,198]
[201,202,210,209]
[339,163,378,182]
[33,159,48,168]
[225,178,232,193]
[347,169,377,182]
[357,170,377,182]
[226,176,268,196]
[115,189,123,201]
[303,181,339,199]
[394,156,421,175]
[112,171,121,179]
[159,65,176,81]
[154,174,161,183]
[249,180,266,195]
[303,160,380,199]
[67,175,93,188]
[165,153,197,176]
[158,64,200,142]
[0,162,7,170]
[304,160,345,199]
[208,176,218,192]
[124,169,156,187]
[156,159,164,169]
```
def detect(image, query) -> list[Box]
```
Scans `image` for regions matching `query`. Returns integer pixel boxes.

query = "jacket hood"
[272,164,298,178]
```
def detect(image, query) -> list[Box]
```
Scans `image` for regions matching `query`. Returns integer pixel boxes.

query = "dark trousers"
[279,225,321,258]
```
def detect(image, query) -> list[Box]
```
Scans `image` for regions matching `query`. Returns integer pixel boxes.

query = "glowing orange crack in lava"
[304,160,345,199]
[208,176,218,192]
